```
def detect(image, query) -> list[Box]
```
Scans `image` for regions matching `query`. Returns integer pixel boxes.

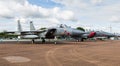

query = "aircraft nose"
[88,32,96,38]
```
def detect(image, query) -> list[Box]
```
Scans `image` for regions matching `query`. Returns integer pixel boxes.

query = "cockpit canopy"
[58,24,71,28]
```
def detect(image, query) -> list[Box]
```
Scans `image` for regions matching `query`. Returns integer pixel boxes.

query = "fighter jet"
[95,31,115,39]
[7,20,45,43]
[86,30,116,40]
[6,21,96,43]
[51,24,96,41]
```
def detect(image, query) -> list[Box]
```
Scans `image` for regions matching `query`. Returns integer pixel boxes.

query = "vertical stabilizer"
[30,21,35,31]
[17,20,22,33]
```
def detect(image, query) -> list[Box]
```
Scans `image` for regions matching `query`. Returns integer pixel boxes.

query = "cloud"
[52,0,88,8]
[0,0,120,33]
[0,21,17,31]
[52,0,105,9]
[0,0,77,31]
[52,7,75,21]
[0,0,76,22]
[0,0,50,18]
[91,0,103,5]
[109,16,120,23]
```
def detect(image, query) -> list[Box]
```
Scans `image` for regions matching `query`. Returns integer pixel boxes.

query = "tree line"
[0,31,18,39]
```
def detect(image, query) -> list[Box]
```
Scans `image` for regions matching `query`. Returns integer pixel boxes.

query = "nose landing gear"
[32,39,35,44]
[41,38,45,43]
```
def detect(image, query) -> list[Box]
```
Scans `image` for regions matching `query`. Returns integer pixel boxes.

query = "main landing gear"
[32,39,35,44]
[41,38,45,43]
[77,38,84,42]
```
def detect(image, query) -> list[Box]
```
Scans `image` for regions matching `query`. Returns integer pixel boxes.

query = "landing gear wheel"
[41,38,45,44]
[32,39,35,44]
[80,38,84,42]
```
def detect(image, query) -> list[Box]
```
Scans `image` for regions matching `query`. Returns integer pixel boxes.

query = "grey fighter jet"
[51,24,96,41]
[6,21,96,43]
[86,30,116,40]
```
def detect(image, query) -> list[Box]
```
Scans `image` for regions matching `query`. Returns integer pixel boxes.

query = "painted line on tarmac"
[2,56,31,63]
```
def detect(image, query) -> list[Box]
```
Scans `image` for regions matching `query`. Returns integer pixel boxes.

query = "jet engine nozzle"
[88,32,96,38]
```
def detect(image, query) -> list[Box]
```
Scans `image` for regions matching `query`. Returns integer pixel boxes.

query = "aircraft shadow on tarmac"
[0,40,98,46]
[0,41,78,44]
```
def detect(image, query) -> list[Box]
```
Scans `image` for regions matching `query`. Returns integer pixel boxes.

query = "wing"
[6,30,46,35]
[20,30,46,35]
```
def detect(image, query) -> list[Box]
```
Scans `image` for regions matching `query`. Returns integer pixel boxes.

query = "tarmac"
[0,40,120,66]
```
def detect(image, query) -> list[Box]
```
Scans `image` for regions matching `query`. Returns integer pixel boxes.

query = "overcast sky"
[0,0,120,33]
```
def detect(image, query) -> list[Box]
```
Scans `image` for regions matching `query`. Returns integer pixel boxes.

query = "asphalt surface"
[0,40,120,66]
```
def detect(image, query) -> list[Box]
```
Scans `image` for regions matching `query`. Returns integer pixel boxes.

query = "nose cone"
[88,32,96,38]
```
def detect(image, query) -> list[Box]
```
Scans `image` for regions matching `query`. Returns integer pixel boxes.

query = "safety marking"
[2,56,31,63]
